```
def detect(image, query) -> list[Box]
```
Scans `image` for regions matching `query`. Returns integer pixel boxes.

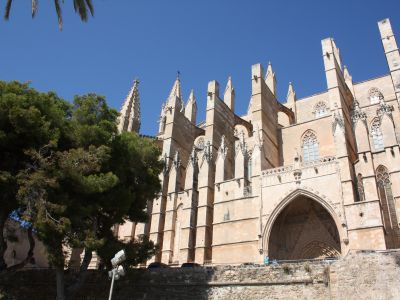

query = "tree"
[0,80,71,271]
[4,0,94,30]
[17,94,162,299]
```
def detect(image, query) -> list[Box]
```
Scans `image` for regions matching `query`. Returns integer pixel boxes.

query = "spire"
[118,79,140,133]
[343,66,355,96]
[286,82,297,121]
[167,75,184,111]
[184,89,197,124]
[223,76,235,111]
[265,62,277,96]
[286,82,296,103]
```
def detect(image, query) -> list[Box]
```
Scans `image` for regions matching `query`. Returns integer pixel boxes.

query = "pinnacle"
[343,65,351,80]
[287,82,296,102]
[188,89,196,103]
[168,76,182,101]
[224,76,234,94]
[118,78,141,133]
[265,62,274,79]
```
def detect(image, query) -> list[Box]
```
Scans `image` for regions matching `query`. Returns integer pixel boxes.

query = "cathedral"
[116,18,400,266]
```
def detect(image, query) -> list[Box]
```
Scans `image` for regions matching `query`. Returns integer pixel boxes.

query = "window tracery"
[302,130,319,162]
[375,165,400,248]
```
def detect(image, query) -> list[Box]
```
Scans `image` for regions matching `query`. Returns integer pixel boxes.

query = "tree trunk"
[0,211,8,271]
[65,248,92,299]
[56,266,66,300]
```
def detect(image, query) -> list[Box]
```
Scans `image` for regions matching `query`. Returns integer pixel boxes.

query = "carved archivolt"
[262,188,346,254]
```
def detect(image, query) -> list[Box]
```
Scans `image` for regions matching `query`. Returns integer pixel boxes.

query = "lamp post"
[108,250,126,300]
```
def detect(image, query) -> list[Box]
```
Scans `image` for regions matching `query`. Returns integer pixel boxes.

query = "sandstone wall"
[329,250,400,300]
[1,250,399,300]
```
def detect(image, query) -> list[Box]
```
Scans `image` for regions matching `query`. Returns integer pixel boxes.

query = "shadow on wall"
[2,250,400,299]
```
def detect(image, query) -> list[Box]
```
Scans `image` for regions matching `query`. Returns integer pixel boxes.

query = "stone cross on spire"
[118,79,141,133]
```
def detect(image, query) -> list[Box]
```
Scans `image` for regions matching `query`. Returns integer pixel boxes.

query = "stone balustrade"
[262,156,338,187]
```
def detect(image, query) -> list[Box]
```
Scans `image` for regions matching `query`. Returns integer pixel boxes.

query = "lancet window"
[376,165,400,248]
[302,130,319,162]
[371,118,384,151]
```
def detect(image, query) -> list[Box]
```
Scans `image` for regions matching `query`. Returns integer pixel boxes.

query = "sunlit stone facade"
[117,18,400,265]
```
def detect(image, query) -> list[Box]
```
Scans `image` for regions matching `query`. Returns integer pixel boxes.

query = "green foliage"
[0,80,71,271]
[4,0,94,30]
[1,80,162,300]
[8,87,162,271]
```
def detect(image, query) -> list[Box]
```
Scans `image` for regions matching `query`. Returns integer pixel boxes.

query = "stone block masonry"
[0,250,399,299]
[329,250,400,300]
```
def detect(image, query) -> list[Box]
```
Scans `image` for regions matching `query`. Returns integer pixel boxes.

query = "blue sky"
[1,0,400,135]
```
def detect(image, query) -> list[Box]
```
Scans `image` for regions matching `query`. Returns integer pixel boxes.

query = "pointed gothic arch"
[263,189,343,259]
[375,165,400,249]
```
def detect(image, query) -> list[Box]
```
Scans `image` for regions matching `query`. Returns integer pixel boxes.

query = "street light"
[108,250,126,300]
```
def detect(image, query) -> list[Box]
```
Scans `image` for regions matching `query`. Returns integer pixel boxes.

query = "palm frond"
[4,0,13,20]
[32,0,38,18]
[4,0,93,29]
[73,0,88,22]
[85,0,94,16]
[54,0,63,30]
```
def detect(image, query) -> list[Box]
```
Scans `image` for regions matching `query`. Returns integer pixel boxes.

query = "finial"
[177,70,181,80]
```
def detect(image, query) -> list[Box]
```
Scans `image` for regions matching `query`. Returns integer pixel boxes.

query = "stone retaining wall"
[1,250,399,299]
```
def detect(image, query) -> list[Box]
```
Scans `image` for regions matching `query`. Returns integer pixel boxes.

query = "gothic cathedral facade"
[117,19,400,265]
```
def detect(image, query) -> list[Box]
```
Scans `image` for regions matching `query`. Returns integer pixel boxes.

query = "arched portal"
[268,195,341,260]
